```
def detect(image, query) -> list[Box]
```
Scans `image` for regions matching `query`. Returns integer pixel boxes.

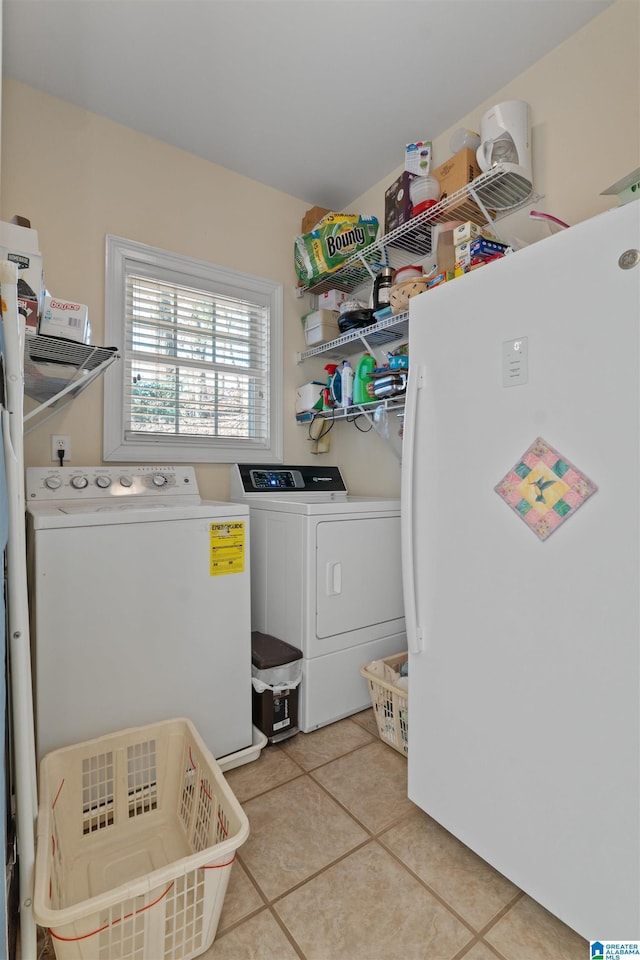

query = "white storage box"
[316,289,348,312]
[34,718,249,960]
[303,308,340,346]
[295,380,324,413]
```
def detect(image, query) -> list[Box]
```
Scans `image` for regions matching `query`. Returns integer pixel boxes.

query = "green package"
[294,213,379,285]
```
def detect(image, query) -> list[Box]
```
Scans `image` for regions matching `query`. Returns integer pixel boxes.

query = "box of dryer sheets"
[39,295,91,343]
[0,220,44,336]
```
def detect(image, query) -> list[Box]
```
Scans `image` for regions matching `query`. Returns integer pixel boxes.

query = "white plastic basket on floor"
[360,652,409,757]
[33,718,249,960]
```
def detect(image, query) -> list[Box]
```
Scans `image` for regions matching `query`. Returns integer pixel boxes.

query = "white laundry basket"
[360,652,409,757]
[33,718,249,960]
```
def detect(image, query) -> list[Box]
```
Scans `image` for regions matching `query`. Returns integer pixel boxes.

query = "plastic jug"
[353,353,376,405]
[340,360,353,408]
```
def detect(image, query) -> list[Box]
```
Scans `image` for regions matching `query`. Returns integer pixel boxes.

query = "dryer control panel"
[232,464,347,497]
[26,465,200,501]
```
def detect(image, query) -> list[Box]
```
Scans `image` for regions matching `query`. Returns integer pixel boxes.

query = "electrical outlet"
[51,435,71,463]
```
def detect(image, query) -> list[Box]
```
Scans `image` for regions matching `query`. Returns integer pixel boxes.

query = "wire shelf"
[23,337,120,431]
[298,311,409,362]
[300,165,536,295]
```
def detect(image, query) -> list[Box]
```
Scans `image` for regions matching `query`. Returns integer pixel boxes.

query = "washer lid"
[26,497,249,529]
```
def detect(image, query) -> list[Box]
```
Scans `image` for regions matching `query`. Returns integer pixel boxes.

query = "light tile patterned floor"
[35,711,589,960]
[206,711,588,960]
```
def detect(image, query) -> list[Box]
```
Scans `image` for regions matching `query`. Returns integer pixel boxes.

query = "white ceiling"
[3,0,614,210]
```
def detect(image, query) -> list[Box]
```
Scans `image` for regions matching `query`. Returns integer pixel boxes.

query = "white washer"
[231,464,406,732]
[26,465,253,762]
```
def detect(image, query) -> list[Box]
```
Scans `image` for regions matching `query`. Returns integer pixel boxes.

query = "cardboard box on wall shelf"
[385,171,436,253]
[384,171,419,234]
[301,206,331,234]
[431,148,484,219]
[0,219,44,335]
[316,289,348,312]
[39,296,91,344]
[17,293,39,335]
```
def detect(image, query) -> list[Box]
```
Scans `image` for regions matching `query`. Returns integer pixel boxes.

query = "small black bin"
[251,631,302,744]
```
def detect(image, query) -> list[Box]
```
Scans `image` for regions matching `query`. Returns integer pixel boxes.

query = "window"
[103,235,283,463]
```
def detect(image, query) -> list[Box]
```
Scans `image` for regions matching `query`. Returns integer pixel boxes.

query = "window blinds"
[124,273,270,442]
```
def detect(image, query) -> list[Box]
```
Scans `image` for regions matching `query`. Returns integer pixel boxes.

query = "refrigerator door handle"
[401,364,424,654]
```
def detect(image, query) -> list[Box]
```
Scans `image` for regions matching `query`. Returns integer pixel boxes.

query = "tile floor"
[204,710,588,960]
[35,710,589,960]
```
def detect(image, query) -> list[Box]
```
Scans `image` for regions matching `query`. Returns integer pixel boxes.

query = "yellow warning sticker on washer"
[210,521,245,575]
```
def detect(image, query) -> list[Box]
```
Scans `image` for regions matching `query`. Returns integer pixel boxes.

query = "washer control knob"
[119,476,133,488]
[95,475,111,489]
[44,475,62,490]
[152,474,168,487]
[70,475,89,490]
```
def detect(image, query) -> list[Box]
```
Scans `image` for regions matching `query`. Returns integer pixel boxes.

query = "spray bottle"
[323,363,339,410]
[353,353,376,405]
[340,360,353,409]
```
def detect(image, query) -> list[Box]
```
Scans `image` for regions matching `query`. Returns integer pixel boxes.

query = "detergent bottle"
[353,353,376,405]
[340,360,353,409]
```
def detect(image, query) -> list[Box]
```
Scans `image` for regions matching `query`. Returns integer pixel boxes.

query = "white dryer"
[26,465,253,762]
[231,464,406,732]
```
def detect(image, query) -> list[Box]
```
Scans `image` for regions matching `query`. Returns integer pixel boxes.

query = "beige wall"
[334,0,640,495]
[1,0,638,499]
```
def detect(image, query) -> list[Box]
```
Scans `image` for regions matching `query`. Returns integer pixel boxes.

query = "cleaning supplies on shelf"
[323,363,339,410]
[353,353,376,405]
[340,360,353,408]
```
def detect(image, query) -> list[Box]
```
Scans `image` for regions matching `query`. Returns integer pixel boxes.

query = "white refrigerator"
[401,200,640,939]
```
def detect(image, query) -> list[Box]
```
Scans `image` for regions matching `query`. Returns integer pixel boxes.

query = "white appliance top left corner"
[25,465,248,528]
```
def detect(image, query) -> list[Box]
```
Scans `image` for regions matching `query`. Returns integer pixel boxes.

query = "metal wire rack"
[299,165,536,296]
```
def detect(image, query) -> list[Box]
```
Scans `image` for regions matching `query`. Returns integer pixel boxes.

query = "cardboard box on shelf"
[405,140,432,176]
[17,294,39,335]
[39,296,91,344]
[301,206,331,234]
[0,219,44,323]
[431,148,483,219]
[317,289,348,312]
[384,171,419,234]
[0,219,44,335]
[453,221,483,245]
[433,221,464,274]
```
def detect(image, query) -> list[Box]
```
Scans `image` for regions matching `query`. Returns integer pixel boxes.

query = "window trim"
[103,235,283,464]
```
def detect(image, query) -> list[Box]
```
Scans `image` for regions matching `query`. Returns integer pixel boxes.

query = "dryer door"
[316,516,404,639]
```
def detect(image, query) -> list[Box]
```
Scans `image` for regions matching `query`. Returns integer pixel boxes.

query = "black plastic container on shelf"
[337,308,375,333]
[373,266,394,311]
[251,631,303,743]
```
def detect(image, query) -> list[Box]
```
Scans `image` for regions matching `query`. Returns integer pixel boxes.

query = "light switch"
[502,337,528,387]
